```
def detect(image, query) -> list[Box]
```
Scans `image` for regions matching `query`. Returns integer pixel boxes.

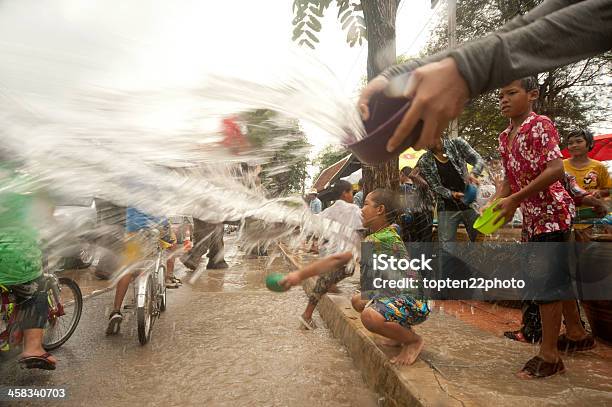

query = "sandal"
[298,316,316,330]
[557,334,596,353]
[166,276,181,289]
[19,352,56,370]
[517,356,565,379]
[504,330,539,344]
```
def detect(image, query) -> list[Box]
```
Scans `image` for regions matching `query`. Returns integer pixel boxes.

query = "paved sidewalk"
[279,245,612,407]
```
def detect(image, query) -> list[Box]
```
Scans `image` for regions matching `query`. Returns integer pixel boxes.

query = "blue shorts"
[367,295,429,328]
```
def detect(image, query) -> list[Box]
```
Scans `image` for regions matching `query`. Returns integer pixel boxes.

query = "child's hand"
[451,191,464,201]
[493,195,520,225]
[280,272,302,289]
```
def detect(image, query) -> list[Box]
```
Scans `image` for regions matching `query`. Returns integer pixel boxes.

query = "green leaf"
[309,5,324,17]
[299,39,315,49]
[305,30,320,43]
[341,14,354,30]
[337,0,349,16]
[292,29,304,41]
[307,16,322,31]
[347,23,358,41]
[339,9,352,23]
[356,15,366,27]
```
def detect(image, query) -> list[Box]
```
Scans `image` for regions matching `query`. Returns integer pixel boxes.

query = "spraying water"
[0,0,366,278]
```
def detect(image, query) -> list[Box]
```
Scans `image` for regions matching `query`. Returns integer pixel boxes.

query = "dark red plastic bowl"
[346,93,423,165]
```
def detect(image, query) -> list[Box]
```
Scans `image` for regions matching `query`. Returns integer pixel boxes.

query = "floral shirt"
[498,113,574,241]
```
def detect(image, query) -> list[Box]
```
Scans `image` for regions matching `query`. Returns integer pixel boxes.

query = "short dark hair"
[517,76,539,92]
[369,188,400,224]
[358,178,363,187]
[331,180,352,200]
[566,128,595,151]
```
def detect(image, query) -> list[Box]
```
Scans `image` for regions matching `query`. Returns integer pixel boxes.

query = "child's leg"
[351,293,368,312]
[561,300,588,340]
[304,267,351,321]
[361,308,424,365]
[112,274,132,311]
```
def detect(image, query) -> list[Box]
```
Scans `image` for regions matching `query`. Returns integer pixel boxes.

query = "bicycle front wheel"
[43,277,83,351]
[137,275,153,345]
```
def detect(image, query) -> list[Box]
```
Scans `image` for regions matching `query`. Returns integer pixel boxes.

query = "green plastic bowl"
[266,273,289,292]
[473,199,506,235]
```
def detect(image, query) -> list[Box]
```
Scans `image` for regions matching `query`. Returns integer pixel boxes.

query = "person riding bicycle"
[0,159,58,370]
[106,207,177,335]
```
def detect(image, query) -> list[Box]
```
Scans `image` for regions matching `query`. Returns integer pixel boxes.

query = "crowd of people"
[1,0,610,386]
[299,73,610,377]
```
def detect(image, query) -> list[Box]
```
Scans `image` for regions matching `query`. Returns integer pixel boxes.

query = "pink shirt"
[498,113,574,241]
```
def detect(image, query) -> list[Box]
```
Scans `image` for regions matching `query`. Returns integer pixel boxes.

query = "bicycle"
[122,232,168,345]
[0,273,83,354]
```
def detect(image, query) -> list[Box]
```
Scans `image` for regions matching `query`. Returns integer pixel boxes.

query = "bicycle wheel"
[137,275,153,345]
[158,264,167,312]
[43,277,83,351]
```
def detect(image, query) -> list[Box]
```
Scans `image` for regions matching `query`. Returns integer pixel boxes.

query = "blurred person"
[416,137,483,244]
[106,208,178,335]
[0,157,57,369]
[399,166,434,243]
[296,180,362,329]
[308,188,322,214]
[353,178,364,208]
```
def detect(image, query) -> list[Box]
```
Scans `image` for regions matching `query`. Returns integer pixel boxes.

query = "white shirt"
[319,200,363,256]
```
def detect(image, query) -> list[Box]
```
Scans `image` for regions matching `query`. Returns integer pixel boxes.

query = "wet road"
[1,241,378,407]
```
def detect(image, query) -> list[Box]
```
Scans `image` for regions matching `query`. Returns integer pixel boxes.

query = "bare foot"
[375,337,402,347]
[391,337,424,366]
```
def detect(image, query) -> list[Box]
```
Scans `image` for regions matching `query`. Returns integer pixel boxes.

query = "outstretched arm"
[280,252,353,289]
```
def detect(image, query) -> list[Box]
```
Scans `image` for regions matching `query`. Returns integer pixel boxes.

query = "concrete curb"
[277,244,463,407]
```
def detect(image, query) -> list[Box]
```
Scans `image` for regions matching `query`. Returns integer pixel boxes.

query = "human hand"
[387,58,470,152]
[280,272,302,290]
[451,191,464,201]
[358,76,390,121]
[468,174,480,186]
[492,195,520,225]
[592,189,610,199]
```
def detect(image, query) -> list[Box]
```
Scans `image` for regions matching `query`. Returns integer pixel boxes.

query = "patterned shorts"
[367,295,429,328]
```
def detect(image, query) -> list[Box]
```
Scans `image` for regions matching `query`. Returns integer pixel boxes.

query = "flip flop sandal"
[504,330,538,343]
[557,334,596,353]
[166,280,180,289]
[298,316,316,330]
[518,356,565,379]
[19,353,56,370]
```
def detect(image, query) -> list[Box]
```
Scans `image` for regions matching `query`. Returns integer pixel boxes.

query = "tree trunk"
[361,0,401,196]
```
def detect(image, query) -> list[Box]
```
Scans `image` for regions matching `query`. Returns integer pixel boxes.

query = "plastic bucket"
[473,199,506,235]
[346,92,422,165]
[265,273,288,292]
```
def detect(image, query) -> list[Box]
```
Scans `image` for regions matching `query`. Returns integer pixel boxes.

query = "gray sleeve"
[381,0,611,97]
[455,138,485,176]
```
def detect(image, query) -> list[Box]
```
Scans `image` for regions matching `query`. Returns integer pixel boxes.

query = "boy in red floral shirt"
[490,77,591,379]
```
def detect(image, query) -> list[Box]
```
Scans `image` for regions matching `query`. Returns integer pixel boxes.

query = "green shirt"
[362,226,425,300]
[0,167,43,286]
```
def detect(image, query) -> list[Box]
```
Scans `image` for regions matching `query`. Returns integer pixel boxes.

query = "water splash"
[0,0,366,279]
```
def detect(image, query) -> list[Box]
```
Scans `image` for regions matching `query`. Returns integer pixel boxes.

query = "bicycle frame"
[133,246,164,310]
[0,274,64,351]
